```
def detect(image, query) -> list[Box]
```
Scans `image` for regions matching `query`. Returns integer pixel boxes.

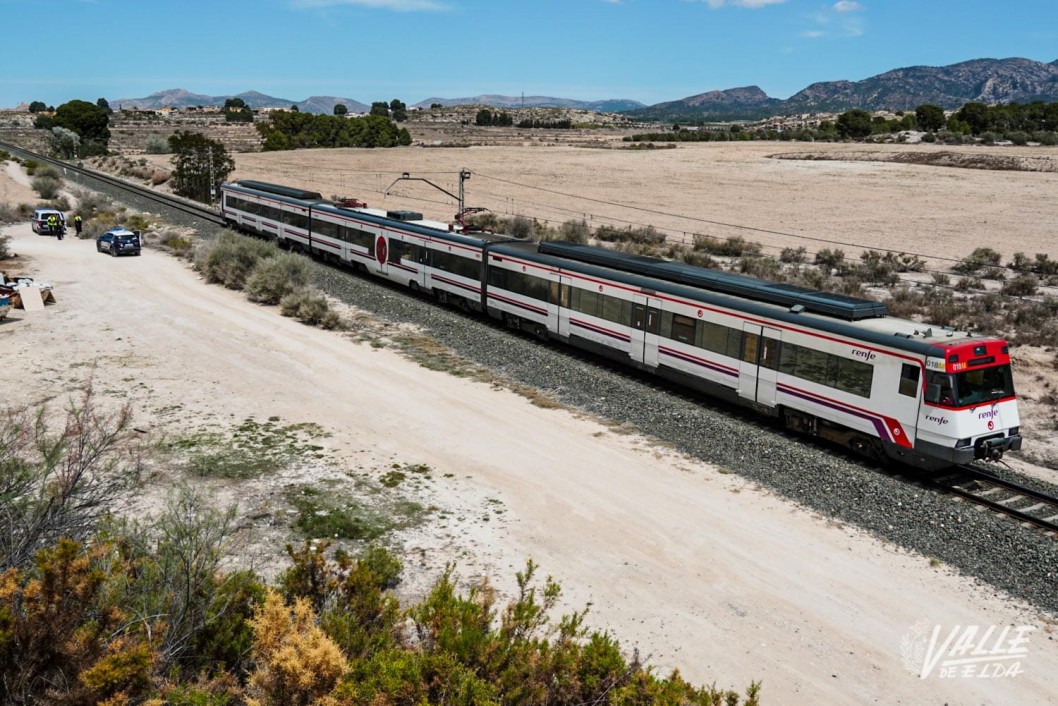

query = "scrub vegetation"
[0,391,762,705]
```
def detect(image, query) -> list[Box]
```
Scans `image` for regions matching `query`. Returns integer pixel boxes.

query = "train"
[220,179,1023,471]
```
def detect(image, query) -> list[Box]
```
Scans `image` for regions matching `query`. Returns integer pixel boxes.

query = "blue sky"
[2,0,1056,109]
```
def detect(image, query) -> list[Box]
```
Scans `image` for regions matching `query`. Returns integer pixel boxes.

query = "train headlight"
[955,438,972,448]
[1009,427,1019,436]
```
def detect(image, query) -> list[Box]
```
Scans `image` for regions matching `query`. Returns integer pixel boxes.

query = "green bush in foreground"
[280,287,342,329]
[245,253,311,304]
[197,232,277,289]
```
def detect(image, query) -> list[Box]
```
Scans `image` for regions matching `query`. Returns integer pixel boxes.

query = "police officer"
[46,214,60,239]
[74,213,83,237]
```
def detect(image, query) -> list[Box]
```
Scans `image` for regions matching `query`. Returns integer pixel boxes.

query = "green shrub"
[0,202,20,224]
[0,234,10,259]
[72,188,114,218]
[557,219,589,243]
[279,288,341,329]
[197,233,277,290]
[244,253,310,305]
[123,214,151,231]
[780,246,807,263]
[1002,274,1039,297]
[814,248,845,270]
[31,175,61,199]
[23,159,39,175]
[145,134,170,154]
[692,234,761,256]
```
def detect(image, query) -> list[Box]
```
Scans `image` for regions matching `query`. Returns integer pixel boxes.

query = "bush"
[71,187,114,217]
[780,246,807,263]
[509,216,536,240]
[279,288,341,329]
[244,254,311,305]
[145,134,170,154]
[814,248,845,270]
[1002,274,1039,297]
[953,247,1002,275]
[197,233,277,290]
[0,202,20,224]
[31,175,61,199]
[557,219,589,244]
[0,234,10,259]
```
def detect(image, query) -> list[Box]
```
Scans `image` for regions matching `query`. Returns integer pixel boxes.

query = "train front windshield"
[930,365,1015,407]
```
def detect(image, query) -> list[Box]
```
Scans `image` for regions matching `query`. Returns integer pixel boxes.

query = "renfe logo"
[978,410,1000,420]
[925,414,949,425]
[852,349,877,362]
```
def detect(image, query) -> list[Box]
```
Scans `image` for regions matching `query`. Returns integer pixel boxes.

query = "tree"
[223,97,253,123]
[370,101,390,117]
[96,97,112,114]
[51,99,110,155]
[953,102,990,135]
[28,100,46,113]
[389,98,407,122]
[836,109,873,139]
[915,104,946,132]
[47,126,80,159]
[333,103,348,116]
[168,131,235,203]
[0,386,137,572]
[475,108,493,126]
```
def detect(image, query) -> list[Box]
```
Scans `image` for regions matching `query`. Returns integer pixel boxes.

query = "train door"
[630,295,662,367]
[738,323,781,406]
[548,276,571,338]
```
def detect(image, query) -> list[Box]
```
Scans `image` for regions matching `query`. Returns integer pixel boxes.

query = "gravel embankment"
[71,182,1058,617]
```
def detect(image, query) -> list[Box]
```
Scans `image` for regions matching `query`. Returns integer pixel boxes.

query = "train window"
[314,219,340,241]
[796,348,829,385]
[487,265,507,289]
[344,227,374,254]
[759,337,780,371]
[779,341,798,375]
[601,296,631,326]
[262,204,282,222]
[726,328,743,360]
[670,314,697,344]
[699,321,727,355]
[899,364,919,397]
[741,332,760,365]
[548,282,571,308]
[283,210,309,231]
[835,357,873,398]
[572,288,600,317]
[389,239,419,265]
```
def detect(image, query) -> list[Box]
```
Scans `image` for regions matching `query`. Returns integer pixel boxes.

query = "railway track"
[927,465,1058,535]
[6,141,1058,540]
[0,140,225,227]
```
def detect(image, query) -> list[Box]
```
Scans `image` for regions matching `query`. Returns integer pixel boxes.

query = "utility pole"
[207,146,215,203]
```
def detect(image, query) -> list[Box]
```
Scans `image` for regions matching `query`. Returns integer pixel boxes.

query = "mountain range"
[114,57,1058,120]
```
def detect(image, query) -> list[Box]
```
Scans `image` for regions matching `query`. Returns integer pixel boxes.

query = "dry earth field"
[5,142,1058,704]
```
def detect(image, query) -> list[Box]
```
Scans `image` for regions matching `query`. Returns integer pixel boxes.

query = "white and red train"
[221,179,1023,470]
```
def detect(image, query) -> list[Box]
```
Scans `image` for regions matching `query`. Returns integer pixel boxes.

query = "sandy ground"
[3,163,1058,703]
[141,141,1058,268]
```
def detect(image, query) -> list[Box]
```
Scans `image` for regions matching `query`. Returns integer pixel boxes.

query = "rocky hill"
[114,89,368,115]
[629,57,1058,121]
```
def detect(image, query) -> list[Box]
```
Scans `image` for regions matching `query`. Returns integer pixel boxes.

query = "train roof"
[234,180,323,201]
[224,180,517,247]
[538,242,887,322]
[491,241,1000,358]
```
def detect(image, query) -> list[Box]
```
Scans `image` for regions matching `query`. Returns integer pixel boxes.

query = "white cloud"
[703,0,788,8]
[802,1,864,38]
[290,0,448,11]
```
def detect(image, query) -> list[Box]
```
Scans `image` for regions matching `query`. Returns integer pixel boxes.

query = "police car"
[31,208,66,236]
[95,228,142,256]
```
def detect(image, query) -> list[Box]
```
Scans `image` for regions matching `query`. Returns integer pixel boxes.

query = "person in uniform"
[74,213,83,237]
